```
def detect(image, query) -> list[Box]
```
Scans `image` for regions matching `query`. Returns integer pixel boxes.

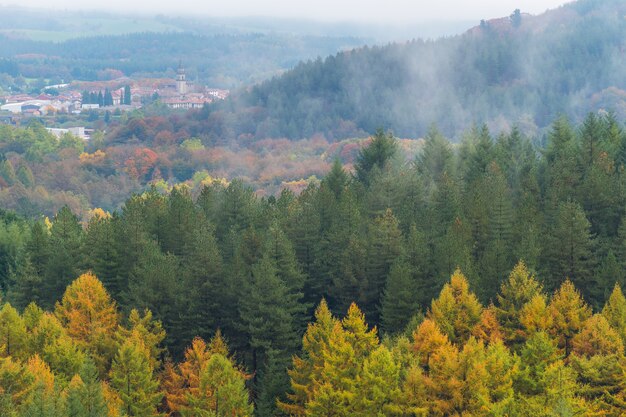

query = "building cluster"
[0,63,229,118]
[0,91,83,116]
[159,63,229,109]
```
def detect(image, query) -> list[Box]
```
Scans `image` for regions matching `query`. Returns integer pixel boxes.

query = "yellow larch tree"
[428,268,483,344]
[55,272,119,374]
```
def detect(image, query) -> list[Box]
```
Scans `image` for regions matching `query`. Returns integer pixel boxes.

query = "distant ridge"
[202,0,626,141]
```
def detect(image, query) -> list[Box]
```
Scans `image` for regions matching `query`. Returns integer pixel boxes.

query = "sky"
[2,0,571,23]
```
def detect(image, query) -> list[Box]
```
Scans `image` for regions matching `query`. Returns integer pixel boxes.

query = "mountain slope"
[204,0,626,140]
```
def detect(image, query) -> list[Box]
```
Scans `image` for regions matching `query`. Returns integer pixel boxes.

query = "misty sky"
[4,0,570,22]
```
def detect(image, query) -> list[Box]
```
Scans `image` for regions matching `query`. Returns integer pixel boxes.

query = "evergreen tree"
[354,128,398,186]
[182,223,225,341]
[44,207,83,308]
[541,200,596,295]
[238,256,303,380]
[8,257,43,311]
[124,85,131,105]
[363,208,403,323]
[323,158,349,199]
[109,338,162,417]
[126,240,184,355]
[83,213,123,300]
[381,259,419,334]
[66,359,108,417]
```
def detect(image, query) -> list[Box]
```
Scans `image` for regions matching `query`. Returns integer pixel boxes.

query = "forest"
[199,0,626,140]
[1,112,626,415]
[0,31,364,90]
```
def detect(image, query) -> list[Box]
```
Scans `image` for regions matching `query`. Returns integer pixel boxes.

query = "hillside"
[198,0,626,140]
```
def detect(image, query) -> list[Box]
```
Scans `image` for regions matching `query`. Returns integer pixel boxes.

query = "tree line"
[1,112,626,415]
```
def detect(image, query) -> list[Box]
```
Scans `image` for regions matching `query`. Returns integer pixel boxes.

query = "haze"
[3,0,569,22]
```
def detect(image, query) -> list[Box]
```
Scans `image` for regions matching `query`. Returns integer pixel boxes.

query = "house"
[46,127,87,140]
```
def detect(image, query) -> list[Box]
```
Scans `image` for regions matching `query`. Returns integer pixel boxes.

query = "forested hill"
[202,0,626,141]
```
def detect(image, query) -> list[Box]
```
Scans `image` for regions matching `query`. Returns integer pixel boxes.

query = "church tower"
[176,61,187,95]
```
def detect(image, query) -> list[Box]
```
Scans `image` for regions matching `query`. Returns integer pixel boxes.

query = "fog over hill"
[200,0,626,141]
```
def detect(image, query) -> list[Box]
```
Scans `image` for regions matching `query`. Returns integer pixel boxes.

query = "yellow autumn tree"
[278,299,338,417]
[0,303,27,360]
[428,268,483,344]
[602,283,626,345]
[496,260,543,347]
[412,318,451,369]
[163,331,235,415]
[163,337,212,414]
[471,304,504,344]
[547,279,592,356]
[55,272,119,373]
[519,293,553,337]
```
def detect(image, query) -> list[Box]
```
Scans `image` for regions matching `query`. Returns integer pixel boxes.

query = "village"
[0,63,229,138]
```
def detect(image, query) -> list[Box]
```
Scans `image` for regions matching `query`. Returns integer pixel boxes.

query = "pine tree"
[109,338,162,417]
[126,240,184,355]
[117,309,165,369]
[364,208,404,323]
[182,223,224,341]
[381,259,420,334]
[66,359,108,417]
[263,222,306,307]
[45,207,83,308]
[543,116,581,205]
[124,85,131,105]
[354,128,398,186]
[479,162,514,299]
[238,255,303,399]
[24,221,49,279]
[569,316,626,414]
[323,158,349,199]
[8,257,43,311]
[483,340,517,414]
[83,214,124,300]
[595,251,622,308]
[415,125,454,192]
[162,185,198,257]
[541,200,596,295]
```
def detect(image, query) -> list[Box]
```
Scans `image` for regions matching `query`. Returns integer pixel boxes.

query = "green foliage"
[354,129,398,185]
[109,339,162,417]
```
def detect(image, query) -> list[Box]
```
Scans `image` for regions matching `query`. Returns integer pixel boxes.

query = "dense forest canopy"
[196,0,626,140]
[0,30,365,89]
[1,112,626,414]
